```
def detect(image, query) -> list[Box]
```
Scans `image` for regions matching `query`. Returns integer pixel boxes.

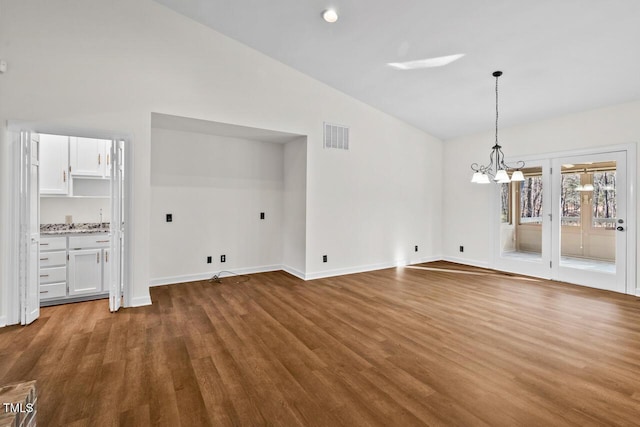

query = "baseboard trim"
[0,316,6,328]
[441,256,490,269]
[281,265,306,280]
[129,295,152,307]
[149,264,283,287]
[305,256,441,280]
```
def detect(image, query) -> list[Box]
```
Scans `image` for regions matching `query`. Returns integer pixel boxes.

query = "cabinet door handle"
[40,274,49,278]
[96,240,109,243]
[98,153,101,165]
[97,252,100,263]
[40,290,49,294]
[107,154,110,165]
[63,170,66,182]
[105,252,109,262]
[40,243,49,246]
[40,257,49,261]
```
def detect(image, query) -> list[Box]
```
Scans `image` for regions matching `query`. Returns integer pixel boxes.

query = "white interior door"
[20,131,40,325]
[109,139,124,312]
[551,151,627,293]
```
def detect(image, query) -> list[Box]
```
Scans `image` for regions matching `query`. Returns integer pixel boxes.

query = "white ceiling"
[154,0,640,140]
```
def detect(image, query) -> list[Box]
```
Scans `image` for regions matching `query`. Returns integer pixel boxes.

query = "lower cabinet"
[39,234,111,305]
[39,237,68,301]
[68,249,103,295]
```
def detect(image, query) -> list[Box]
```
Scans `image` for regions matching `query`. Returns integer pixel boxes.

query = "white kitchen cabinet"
[39,134,69,195]
[68,248,103,295]
[39,236,68,300]
[70,137,106,177]
[68,235,111,296]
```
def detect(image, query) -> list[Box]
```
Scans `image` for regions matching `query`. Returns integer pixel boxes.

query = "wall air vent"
[324,122,349,150]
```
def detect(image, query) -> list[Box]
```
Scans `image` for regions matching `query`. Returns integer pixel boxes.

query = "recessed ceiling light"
[562,164,575,168]
[388,53,465,70]
[322,9,338,23]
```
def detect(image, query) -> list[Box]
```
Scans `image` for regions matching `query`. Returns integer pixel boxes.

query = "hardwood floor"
[1,261,640,426]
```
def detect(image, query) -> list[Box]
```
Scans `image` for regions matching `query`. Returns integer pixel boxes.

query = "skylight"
[387,53,465,70]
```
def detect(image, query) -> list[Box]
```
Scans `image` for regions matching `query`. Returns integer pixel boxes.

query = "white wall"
[150,127,286,283]
[283,138,307,277]
[0,0,443,323]
[40,197,110,224]
[443,100,640,274]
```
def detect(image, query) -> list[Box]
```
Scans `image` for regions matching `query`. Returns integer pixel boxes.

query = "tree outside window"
[519,176,543,225]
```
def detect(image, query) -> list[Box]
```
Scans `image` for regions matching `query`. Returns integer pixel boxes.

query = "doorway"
[493,146,635,294]
[8,125,130,326]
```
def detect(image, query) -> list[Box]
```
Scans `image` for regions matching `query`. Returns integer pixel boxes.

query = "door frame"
[6,121,134,325]
[491,143,636,295]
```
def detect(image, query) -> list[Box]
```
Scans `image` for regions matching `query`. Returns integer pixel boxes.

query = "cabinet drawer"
[39,251,66,267]
[68,235,110,249]
[40,237,67,251]
[39,266,66,284]
[40,282,67,299]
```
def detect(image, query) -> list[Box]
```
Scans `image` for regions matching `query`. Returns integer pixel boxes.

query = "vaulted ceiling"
[155,0,640,140]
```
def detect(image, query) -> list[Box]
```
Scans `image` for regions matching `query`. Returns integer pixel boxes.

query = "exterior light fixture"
[470,71,525,184]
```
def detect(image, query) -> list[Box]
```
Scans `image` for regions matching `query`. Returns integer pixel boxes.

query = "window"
[519,176,543,225]
[500,183,511,224]
[560,173,581,226]
[592,171,616,229]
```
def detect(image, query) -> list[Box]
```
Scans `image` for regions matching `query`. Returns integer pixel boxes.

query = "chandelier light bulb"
[511,170,525,181]
[494,169,511,183]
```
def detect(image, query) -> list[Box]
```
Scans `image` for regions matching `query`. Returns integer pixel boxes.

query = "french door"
[551,151,626,293]
[109,139,125,312]
[494,148,633,294]
[19,131,40,325]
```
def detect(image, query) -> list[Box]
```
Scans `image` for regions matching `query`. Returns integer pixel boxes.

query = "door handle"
[616,226,625,231]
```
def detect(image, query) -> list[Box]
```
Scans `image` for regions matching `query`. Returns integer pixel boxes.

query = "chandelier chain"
[495,74,499,145]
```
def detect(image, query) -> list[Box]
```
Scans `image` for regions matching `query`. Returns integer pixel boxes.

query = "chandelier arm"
[496,145,507,170]
[503,160,526,170]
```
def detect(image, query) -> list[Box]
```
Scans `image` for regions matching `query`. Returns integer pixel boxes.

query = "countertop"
[40,223,110,236]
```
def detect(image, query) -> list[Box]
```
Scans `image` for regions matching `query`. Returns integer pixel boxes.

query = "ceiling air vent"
[324,122,349,150]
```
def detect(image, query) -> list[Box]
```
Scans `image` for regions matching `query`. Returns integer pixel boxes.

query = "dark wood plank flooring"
[1,261,640,426]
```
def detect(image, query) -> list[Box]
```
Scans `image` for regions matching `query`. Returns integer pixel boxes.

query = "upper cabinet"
[40,134,112,197]
[40,134,69,195]
[70,137,106,177]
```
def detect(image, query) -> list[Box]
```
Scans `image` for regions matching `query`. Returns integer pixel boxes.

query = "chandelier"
[470,71,525,184]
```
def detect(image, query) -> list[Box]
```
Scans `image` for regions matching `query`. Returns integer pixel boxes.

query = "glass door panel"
[495,161,551,278]
[553,153,626,293]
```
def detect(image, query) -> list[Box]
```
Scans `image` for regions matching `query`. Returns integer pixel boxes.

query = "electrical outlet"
[459,246,464,253]
[207,256,212,264]
[166,213,172,222]
[221,254,226,263]
[260,212,265,220]
[414,245,418,252]
[322,255,327,263]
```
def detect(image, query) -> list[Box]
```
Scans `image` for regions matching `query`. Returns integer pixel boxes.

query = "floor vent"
[324,122,349,150]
